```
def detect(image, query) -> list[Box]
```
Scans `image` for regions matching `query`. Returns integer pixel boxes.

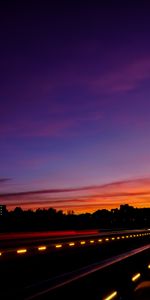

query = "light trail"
[24,244,150,300]
[0,229,148,242]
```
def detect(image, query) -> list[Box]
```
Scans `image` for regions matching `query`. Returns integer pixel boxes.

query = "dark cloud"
[0,178,11,184]
[0,186,95,197]
[0,177,150,199]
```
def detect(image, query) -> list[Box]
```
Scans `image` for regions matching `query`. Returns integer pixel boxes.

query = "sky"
[1,1,150,213]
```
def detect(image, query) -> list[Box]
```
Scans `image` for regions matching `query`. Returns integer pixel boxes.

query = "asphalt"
[0,233,149,300]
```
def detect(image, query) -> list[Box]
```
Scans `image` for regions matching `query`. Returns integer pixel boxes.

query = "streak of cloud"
[1,177,150,212]
[0,178,11,184]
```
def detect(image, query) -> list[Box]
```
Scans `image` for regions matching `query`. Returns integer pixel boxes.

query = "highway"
[0,229,149,299]
[24,244,150,300]
[0,228,149,252]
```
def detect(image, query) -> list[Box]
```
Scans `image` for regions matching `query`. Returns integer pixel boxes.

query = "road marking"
[17,249,27,254]
[80,241,86,245]
[24,244,150,300]
[55,244,62,248]
[69,242,75,246]
[132,273,141,282]
[38,246,47,251]
[103,291,117,300]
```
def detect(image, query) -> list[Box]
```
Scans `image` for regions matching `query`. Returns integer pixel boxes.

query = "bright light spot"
[80,241,86,245]
[17,249,27,254]
[111,237,115,240]
[55,244,62,248]
[121,236,125,239]
[117,237,120,239]
[69,242,75,246]
[90,240,94,243]
[126,236,129,238]
[132,273,141,282]
[148,264,150,269]
[0,252,2,256]
[38,246,47,251]
[98,239,102,242]
[105,238,109,241]
[103,291,117,300]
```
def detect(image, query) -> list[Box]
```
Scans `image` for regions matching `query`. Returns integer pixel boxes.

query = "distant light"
[0,252,2,256]
[69,242,75,246]
[80,241,86,245]
[103,291,117,300]
[105,238,109,241]
[117,237,120,239]
[148,264,150,269]
[111,237,115,240]
[126,236,129,238]
[121,236,125,239]
[90,240,94,243]
[55,244,62,248]
[98,239,102,242]
[38,246,47,251]
[132,273,141,282]
[17,249,27,254]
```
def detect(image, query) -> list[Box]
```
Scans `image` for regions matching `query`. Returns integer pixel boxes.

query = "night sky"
[1,1,150,213]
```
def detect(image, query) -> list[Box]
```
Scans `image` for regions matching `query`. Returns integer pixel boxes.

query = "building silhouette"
[0,205,7,216]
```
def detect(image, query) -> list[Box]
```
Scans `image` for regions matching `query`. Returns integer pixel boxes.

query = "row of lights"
[103,264,150,300]
[0,232,149,257]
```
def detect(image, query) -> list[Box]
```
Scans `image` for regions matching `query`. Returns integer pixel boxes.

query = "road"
[0,228,149,251]
[24,244,150,300]
[0,229,149,299]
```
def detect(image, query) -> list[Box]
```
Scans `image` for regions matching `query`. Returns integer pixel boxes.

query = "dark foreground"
[0,231,149,300]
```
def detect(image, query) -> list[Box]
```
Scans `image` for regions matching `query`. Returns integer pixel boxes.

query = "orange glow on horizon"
[6,200,150,214]
[3,178,150,214]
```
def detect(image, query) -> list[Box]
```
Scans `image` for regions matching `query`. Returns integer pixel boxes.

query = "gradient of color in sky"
[1,1,150,213]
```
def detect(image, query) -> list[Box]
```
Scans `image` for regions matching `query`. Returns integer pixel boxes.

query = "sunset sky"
[1,1,150,213]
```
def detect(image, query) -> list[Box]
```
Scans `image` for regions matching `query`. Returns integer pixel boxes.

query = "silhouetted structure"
[0,204,7,216]
[0,204,149,232]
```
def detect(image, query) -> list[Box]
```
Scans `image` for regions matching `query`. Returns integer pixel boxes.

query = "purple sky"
[1,1,150,212]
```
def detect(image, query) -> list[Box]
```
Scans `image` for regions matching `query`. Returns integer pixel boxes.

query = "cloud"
[1,177,150,212]
[89,57,150,93]
[0,178,11,184]
[44,55,150,95]
[1,177,150,198]
[0,110,103,138]
[0,119,74,138]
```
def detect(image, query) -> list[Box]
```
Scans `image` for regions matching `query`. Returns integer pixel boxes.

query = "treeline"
[0,204,150,232]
